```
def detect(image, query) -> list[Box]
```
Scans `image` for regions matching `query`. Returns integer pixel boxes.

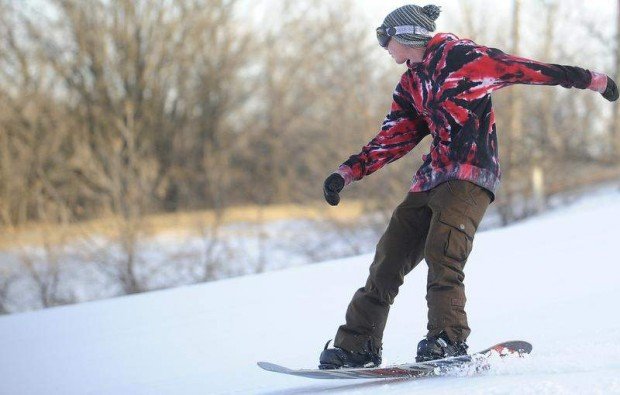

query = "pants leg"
[424,180,491,343]
[334,192,432,354]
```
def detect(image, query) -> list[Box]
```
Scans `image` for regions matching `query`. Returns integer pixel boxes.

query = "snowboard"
[257,340,531,380]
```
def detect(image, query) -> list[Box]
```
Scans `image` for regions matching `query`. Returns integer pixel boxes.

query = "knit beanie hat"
[381,4,441,47]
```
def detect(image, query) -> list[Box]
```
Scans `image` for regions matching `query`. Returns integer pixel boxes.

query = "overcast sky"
[249,1,615,39]
[355,1,615,64]
[357,0,614,30]
[245,0,616,71]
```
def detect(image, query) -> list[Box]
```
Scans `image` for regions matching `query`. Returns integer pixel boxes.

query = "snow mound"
[1,188,620,394]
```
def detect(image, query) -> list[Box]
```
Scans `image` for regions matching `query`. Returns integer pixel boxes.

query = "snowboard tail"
[257,340,531,380]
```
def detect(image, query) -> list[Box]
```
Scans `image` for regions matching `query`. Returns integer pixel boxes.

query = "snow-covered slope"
[1,188,620,395]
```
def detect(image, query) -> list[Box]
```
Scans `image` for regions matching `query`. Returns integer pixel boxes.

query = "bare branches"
[0,0,619,314]
[0,266,16,314]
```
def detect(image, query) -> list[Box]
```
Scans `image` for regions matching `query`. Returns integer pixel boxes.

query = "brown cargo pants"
[333,180,492,355]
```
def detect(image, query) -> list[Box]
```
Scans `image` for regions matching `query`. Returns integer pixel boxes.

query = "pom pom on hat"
[422,5,441,21]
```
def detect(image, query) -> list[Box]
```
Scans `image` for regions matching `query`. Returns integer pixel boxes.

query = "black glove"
[603,76,619,102]
[323,173,345,206]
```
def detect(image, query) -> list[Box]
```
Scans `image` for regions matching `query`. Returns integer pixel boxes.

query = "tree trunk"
[613,0,620,160]
[499,0,523,225]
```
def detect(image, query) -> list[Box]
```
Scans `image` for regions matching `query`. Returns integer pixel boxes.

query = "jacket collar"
[407,33,459,69]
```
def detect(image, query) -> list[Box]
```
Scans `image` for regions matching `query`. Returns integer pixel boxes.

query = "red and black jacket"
[337,33,607,200]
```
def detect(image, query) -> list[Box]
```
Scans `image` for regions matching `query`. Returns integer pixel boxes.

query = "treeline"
[0,0,618,227]
[0,0,395,228]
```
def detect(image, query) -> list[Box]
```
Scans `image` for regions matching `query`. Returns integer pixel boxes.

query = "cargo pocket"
[439,211,475,262]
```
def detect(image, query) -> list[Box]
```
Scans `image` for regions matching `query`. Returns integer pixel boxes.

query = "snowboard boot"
[415,332,469,362]
[319,340,382,370]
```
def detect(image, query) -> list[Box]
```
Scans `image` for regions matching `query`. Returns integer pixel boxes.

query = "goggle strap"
[389,25,432,37]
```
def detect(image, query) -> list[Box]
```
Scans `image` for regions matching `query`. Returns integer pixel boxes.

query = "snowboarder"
[320,4,618,369]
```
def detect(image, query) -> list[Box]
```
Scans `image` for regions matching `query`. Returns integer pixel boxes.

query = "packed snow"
[1,186,620,394]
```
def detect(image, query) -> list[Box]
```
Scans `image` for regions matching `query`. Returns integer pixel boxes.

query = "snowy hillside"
[1,187,620,394]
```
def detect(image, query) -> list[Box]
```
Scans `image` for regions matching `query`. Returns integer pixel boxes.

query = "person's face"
[386,39,426,65]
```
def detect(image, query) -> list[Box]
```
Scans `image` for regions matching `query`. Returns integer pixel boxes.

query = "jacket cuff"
[336,165,355,187]
[588,71,608,93]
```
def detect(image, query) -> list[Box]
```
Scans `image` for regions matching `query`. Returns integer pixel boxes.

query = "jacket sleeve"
[445,40,605,99]
[338,77,430,184]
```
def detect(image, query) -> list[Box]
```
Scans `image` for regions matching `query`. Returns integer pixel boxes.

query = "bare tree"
[18,238,76,308]
[11,0,252,293]
[539,0,562,157]
[0,267,15,314]
[613,0,620,160]
[494,0,524,224]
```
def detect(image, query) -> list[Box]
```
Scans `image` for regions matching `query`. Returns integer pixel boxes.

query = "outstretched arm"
[441,40,618,102]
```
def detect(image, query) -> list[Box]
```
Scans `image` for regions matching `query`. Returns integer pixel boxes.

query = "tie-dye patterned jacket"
[336,33,608,200]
